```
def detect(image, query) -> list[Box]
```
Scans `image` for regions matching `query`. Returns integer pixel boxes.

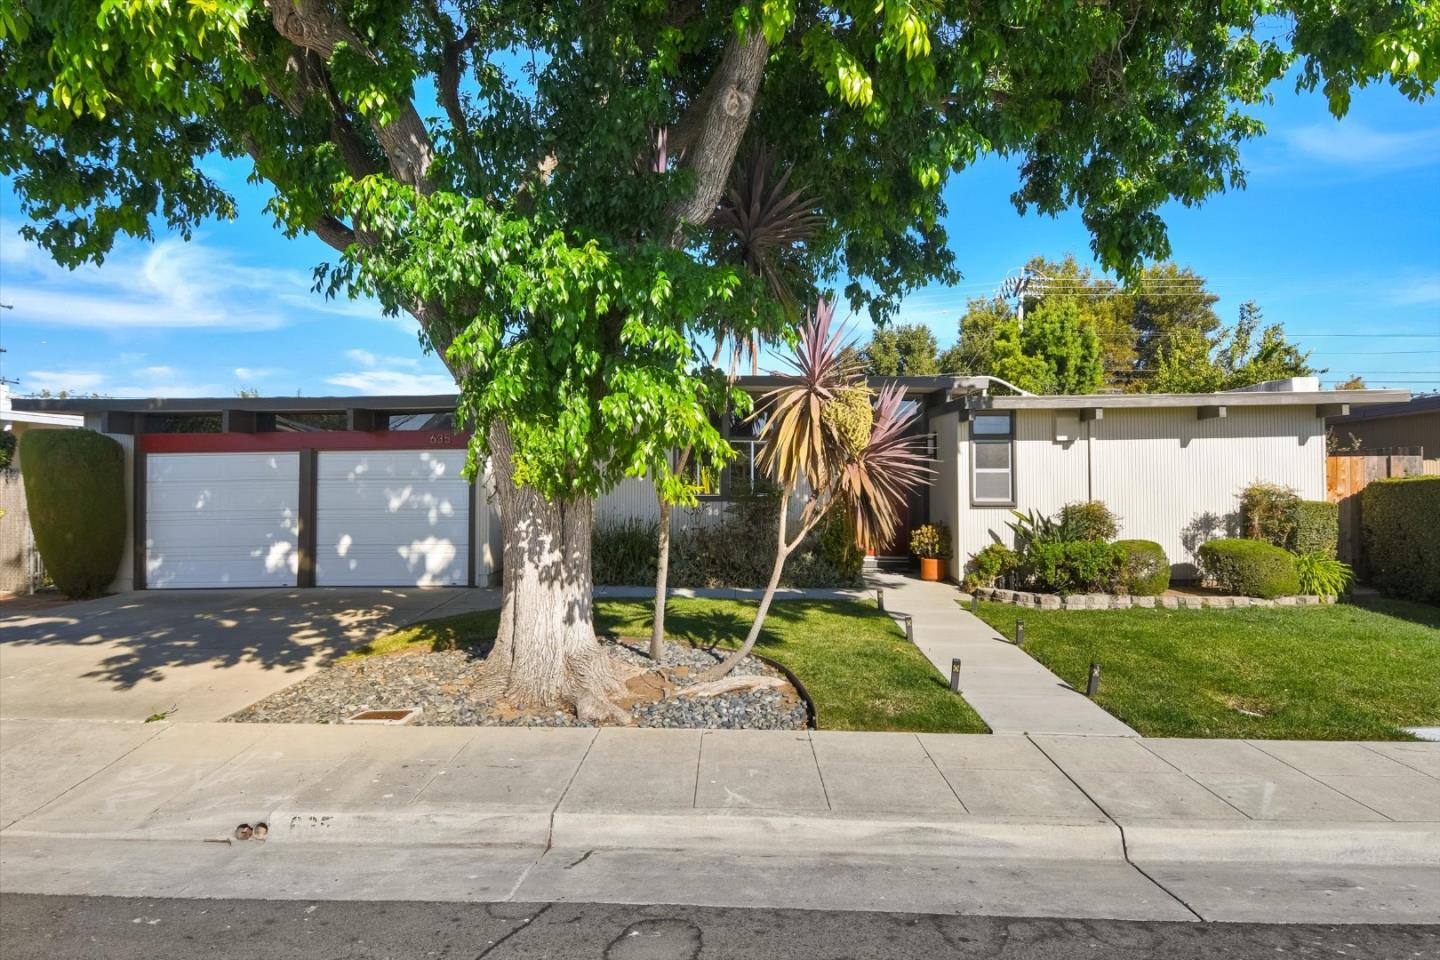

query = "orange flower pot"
[918,557,945,582]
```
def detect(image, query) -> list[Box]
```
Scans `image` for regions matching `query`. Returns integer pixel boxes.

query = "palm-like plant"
[700,299,932,682]
[710,143,823,375]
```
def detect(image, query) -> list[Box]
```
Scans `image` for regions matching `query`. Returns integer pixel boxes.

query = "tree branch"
[265,0,436,192]
[423,0,480,180]
[664,27,769,241]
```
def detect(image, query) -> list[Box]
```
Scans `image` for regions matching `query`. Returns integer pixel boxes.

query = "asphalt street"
[1,895,1436,960]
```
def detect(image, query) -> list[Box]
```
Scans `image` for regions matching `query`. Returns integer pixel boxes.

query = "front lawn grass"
[346,598,988,734]
[973,596,1440,741]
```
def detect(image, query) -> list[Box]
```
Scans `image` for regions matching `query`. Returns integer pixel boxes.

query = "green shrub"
[962,543,1018,592]
[0,431,16,472]
[18,428,126,598]
[1361,476,1440,604]
[909,523,951,559]
[593,488,863,589]
[1020,540,1125,595]
[1239,481,1301,548]
[592,517,657,585]
[1293,500,1339,557]
[1058,500,1120,542]
[1114,539,1170,596]
[1294,551,1353,598]
[1196,538,1300,598]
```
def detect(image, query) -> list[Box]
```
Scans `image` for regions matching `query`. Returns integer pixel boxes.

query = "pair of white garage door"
[144,450,469,588]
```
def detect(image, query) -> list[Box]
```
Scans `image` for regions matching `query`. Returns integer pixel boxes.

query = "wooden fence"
[1326,447,1425,567]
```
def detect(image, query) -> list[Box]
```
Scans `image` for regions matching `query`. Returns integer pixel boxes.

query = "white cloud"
[1387,273,1440,307]
[326,349,453,395]
[0,224,393,331]
[23,364,222,398]
[24,370,106,394]
[1281,122,1440,172]
[234,367,279,380]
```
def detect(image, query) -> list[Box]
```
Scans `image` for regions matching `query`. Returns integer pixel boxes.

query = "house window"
[971,413,1014,505]
[691,454,722,498]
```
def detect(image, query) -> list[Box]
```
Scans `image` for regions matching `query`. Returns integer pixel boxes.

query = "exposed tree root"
[671,675,787,699]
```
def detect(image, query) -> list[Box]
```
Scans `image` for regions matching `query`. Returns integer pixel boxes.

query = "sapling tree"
[3,1,1435,717]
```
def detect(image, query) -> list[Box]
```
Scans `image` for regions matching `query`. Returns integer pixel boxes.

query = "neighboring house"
[13,377,1407,591]
[1326,393,1440,467]
[1,386,85,594]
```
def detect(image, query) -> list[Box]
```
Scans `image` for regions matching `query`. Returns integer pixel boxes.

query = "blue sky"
[1,80,1437,399]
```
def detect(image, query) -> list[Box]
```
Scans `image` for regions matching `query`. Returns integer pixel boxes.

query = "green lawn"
[973,597,1440,741]
[346,598,988,734]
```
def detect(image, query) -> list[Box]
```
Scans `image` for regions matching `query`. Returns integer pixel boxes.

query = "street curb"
[549,811,1125,860]
[1120,819,1440,867]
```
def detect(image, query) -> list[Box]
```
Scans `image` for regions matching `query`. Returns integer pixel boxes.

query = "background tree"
[989,298,1105,394]
[859,324,940,377]
[1150,300,1317,392]
[1336,375,1368,390]
[3,0,1434,717]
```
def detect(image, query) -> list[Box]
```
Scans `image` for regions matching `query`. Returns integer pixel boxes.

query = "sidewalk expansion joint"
[1027,734,1204,922]
[1247,740,1396,821]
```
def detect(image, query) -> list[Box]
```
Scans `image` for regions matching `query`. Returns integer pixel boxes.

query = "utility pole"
[0,303,19,388]
[996,269,1043,331]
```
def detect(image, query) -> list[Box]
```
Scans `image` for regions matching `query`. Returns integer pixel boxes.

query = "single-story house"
[1326,393,1440,464]
[12,377,1408,591]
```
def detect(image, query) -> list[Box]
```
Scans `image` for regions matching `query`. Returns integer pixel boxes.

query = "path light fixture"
[970,594,979,614]
[904,614,914,643]
[1015,619,1025,647]
[1086,662,1101,698]
[876,588,885,612]
[950,658,962,692]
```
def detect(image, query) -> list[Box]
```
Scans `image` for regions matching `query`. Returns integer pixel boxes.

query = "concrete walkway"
[867,571,1138,737]
[2,719,1437,922]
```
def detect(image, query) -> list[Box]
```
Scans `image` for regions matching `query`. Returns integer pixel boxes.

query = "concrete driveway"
[0,588,499,723]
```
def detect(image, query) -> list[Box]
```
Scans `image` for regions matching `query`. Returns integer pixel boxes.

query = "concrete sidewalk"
[868,571,1138,736]
[2,720,1436,922]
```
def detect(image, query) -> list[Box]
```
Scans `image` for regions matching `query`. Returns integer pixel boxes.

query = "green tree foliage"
[1150,301,1316,393]
[18,429,126,598]
[859,324,939,376]
[990,298,1104,395]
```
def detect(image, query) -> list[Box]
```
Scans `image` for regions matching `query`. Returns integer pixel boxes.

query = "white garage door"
[146,452,300,588]
[316,449,469,586]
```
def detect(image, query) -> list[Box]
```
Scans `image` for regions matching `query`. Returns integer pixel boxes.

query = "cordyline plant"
[699,299,931,683]
[3,1,1434,722]
[649,144,820,661]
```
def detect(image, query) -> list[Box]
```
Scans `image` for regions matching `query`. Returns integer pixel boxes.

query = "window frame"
[969,412,1016,507]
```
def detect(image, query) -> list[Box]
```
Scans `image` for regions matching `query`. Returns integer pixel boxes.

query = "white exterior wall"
[928,410,962,562]
[953,406,1326,579]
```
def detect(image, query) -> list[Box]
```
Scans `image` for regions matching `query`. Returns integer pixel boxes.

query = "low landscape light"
[969,594,979,614]
[1086,663,1101,698]
[1015,619,1025,647]
[903,614,914,643]
[950,658,962,692]
[876,588,885,611]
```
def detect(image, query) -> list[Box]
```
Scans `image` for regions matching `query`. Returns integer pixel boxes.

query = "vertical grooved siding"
[929,411,961,561]
[954,407,1325,579]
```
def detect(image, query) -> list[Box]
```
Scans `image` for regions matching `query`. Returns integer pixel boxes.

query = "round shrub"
[19,428,127,598]
[1293,500,1339,558]
[1114,539,1170,596]
[1196,538,1300,599]
[963,542,1018,591]
[1058,500,1120,542]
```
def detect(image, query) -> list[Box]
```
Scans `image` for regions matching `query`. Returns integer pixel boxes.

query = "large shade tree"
[2,0,1435,717]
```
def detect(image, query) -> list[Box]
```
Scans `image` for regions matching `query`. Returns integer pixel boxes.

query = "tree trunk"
[698,490,792,682]
[651,498,672,661]
[480,423,629,723]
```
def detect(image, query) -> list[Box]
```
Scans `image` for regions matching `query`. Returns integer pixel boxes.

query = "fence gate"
[1326,447,1424,567]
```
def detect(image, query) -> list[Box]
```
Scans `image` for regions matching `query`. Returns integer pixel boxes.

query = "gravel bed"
[227,637,809,730]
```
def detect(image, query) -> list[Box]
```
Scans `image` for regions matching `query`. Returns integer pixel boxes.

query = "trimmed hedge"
[1114,539,1170,596]
[1020,540,1125,595]
[1196,538,1300,599]
[19,429,127,598]
[1293,500,1339,558]
[1361,476,1440,604]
